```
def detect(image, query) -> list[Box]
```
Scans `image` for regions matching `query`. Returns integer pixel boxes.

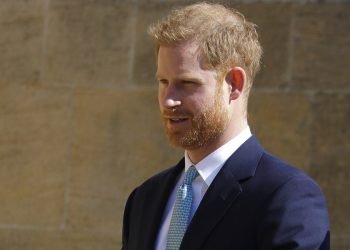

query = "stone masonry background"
[0,0,349,249]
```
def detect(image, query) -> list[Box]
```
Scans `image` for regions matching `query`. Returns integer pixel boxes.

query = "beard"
[162,88,230,150]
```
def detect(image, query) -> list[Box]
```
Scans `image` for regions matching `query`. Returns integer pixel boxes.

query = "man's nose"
[164,99,181,109]
[162,84,182,109]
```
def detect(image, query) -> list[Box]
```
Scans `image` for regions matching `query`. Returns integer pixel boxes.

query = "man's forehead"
[157,42,213,71]
[158,41,200,55]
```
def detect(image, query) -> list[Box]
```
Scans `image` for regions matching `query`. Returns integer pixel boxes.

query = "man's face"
[157,42,231,150]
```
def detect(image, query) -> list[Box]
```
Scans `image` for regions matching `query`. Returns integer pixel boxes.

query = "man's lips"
[168,117,188,122]
[163,116,190,127]
[162,110,192,126]
[163,116,189,121]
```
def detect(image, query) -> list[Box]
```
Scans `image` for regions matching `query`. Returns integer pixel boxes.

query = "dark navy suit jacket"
[122,136,330,250]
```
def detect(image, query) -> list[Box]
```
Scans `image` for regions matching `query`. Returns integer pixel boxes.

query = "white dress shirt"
[155,127,252,250]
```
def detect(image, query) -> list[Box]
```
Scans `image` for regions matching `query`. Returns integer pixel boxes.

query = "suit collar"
[181,136,264,250]
[142,136,264,250]
[224,135,264,182]
[185,127,253,187]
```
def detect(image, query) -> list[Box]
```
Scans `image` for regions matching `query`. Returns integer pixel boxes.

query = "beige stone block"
[236,4,292,89]
[69,87,182,235]
[0,0,45,85]
[0,229,119,250]
[308,94,350,235]
[292,5,350,90]
[44,1,133,87]
[248,91,311,171]
[0,229,65,250]
[0,85,71,225]
[67,194,121,236]
[332,236,350,250]
[63,230,119,250]
[132,2,182,86]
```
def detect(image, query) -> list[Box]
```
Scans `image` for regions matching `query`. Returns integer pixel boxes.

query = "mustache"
[162,109,192,117]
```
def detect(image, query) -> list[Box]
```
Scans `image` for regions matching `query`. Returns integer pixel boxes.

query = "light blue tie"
[167,166,199,250]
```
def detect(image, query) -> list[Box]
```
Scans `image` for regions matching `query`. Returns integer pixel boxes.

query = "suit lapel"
[181,165,242,250]
[181,136,264,250]
[140,160,184,250]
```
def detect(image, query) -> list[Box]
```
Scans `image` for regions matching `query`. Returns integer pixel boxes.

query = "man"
[122,3,329,250]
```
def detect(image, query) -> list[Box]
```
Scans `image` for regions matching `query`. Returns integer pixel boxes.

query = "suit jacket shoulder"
[252,152,330,249]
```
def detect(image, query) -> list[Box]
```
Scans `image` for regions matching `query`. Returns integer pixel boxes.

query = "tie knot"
[183,166,198,185]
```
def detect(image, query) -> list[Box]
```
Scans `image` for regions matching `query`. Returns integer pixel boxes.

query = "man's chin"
[166,131,202,150]
[166,133,187,148]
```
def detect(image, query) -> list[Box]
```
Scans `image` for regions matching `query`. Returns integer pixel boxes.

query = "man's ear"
[225,67,246,101]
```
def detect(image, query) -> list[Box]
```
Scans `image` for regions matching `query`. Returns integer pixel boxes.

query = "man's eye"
[158,79,168,84]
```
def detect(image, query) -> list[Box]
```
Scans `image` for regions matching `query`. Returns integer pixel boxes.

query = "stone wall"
[0,0,349,249]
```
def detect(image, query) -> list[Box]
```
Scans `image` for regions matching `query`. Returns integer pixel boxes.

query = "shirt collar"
[185,126,252,186]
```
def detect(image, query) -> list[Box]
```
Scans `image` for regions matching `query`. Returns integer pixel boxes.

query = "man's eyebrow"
[179,76,202,82]
[155,73,203,82]
[172,74,204,83]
